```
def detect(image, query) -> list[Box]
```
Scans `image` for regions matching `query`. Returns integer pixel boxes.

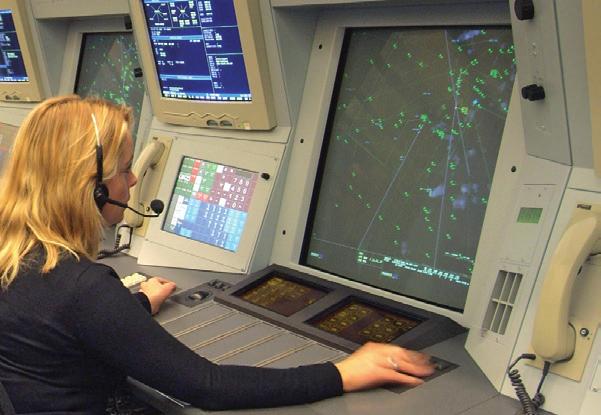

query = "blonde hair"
[0,95,132,289]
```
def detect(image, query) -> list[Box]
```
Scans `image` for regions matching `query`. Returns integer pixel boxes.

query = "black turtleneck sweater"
[0,255,342,414]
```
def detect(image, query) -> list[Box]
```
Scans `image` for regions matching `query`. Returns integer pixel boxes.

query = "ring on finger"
[387,356,399,371]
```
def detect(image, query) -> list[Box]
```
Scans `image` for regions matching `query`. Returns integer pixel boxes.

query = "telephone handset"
[123,139,166,228]
[531,204,601,363]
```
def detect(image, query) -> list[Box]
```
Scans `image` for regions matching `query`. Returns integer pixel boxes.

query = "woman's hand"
[139,277,177,315]
[334,342,435,392]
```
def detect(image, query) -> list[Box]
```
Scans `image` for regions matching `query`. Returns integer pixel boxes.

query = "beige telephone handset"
[531,204,601,363]
[123,139,166,228]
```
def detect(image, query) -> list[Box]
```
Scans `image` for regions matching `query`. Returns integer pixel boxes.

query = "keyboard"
[121,272,148,288]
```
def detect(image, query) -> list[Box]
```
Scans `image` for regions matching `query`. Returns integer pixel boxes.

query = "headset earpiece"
[90,112,163,218]
[94,182,109,209]
[91,113,107,210]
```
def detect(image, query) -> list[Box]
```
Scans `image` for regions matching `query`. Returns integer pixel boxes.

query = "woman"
[0,95,434,413]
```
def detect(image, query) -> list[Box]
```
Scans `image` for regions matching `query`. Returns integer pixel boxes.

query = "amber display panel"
[236,275,328,317]
[311,300,421,344]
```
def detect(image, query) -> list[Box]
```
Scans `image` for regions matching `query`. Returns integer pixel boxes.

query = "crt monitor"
[139,136,282,273]
[301,25,516,312]
[129,0,276,130]
[74,31,146,142]
[0,0,44,102]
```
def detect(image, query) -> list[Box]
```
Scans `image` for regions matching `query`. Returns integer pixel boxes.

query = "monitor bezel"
[0,0,45,102]
[269,3,513,326]
[300,24,515,313]
[129,0,276,130]
[57,17,153,158]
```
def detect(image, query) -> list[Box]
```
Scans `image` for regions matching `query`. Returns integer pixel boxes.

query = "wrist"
[334,361,351,392]
[134,291,152,314]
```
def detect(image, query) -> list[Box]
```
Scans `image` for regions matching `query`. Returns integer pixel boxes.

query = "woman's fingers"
[384,369,426,386]
[387,353,435,378]
[335,342,435,392]
[149,276,176,285]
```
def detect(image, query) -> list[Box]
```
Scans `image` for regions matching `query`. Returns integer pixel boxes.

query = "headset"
[91,113,111,210]
[91,113,163,217]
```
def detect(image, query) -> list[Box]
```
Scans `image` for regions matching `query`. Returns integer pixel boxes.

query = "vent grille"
[482,270,523,334]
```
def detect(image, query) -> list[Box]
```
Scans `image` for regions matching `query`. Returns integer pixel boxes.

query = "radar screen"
[162,156,259,252]
[75,32,146,139]
[311,300,420,344]
[302,26,516,311]
[235,275,328,317]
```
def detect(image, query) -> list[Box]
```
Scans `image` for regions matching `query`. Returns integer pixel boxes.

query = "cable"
[506,353,550,415]
[507,354,537,415]
[97,225,133,259]
[532,361,551,408]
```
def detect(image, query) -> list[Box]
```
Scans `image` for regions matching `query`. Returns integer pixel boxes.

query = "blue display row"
[143,0,237,28]
[141,0,251,101]
[167,198,248,252]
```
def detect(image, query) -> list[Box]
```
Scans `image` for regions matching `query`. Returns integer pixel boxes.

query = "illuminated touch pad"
[236,276,328,317]
[162,156,258,252]
[312,301,420,344]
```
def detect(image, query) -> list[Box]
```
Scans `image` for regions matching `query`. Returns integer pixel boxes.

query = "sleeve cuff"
[133,292,152,314]
[320,361,344,397]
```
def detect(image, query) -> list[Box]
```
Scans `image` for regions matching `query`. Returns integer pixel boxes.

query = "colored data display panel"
[141,0,251,101]
[75,33,146,139]
[163,156,258,252]
[311,300,420,344]
[235,275,328,317]
[0,9,28,82]
[303,27,516,311]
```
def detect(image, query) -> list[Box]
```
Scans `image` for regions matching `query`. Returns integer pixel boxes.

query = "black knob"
[261,172,270,180]
[134,67,143,78]
[521,84,545,101]
[514,0,535,20]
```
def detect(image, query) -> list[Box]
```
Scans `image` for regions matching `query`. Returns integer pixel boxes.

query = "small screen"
[236,275,328,317]
[0,9,28,82]
[303,27,516,311]
[75,33,146,138]
[517,207,542,224]
[141,0,251,101]
[162,156,258,252]
[311,300,420,344]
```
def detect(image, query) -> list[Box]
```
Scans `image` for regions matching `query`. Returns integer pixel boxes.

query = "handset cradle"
[124,140,166,228]
[531,204,601,363]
